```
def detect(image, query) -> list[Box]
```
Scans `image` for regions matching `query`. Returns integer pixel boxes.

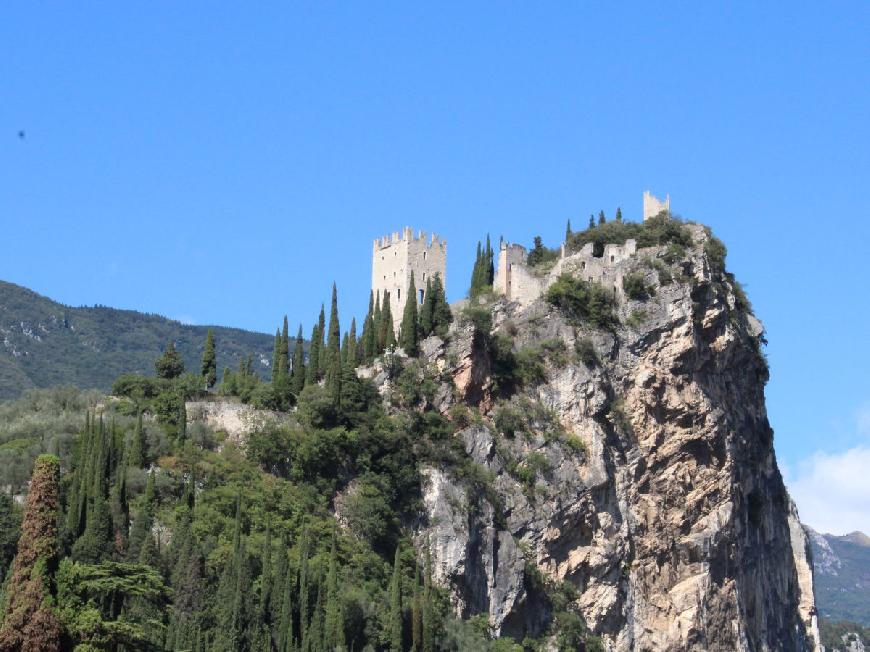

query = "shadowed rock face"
[406,225,820,651]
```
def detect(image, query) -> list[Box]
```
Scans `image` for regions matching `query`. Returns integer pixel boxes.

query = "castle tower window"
[419,289,424,303]
[581,261,586,270]
[423,251,427,260]
[610,255,615,262]
[397,288,401,300]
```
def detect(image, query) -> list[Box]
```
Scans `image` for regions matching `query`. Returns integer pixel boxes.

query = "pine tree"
[615,206,623,223]
[598,209,606,225]
[292,324,306,396]
[389,546,403,652]
[400,272,420,356]
[202,328,217,388]
[155,340,185,379]
[0,455,64,652]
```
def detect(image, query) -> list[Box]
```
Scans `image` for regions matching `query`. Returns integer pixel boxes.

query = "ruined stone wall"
[372,228,446,333]
[495,239,639,308]
[643,190,670,221]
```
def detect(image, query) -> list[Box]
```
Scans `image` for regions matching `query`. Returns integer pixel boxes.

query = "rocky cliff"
[367,224,820,651]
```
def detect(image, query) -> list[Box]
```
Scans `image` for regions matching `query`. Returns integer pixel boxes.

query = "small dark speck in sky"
[17,131,25,139]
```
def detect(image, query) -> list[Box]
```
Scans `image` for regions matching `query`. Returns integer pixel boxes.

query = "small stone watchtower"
[643,190,670,221]
[372,228,447,333]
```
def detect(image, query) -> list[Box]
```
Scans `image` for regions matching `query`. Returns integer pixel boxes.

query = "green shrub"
[566,214,691,255]
[574,337,597,367]
[494,405,525,438]
[626,309,647,329]
[515,347,547,387]
[461,304,492,334]
[539,338,568,367]
[705,236,728,271]
[622,273,648,300]
[663,242,686,264]
[545,274,617,330]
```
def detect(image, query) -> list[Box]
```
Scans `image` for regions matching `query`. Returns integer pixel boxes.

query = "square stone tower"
[372,228,447,333]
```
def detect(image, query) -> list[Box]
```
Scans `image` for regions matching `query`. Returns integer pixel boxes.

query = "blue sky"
[2,3,868,532]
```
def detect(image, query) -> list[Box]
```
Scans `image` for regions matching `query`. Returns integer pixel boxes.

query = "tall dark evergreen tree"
[389,547,403,652]
[202,329,217,389]
[345,318,357,369]
[0,455,63,652]
[418,277,434,338]
[399,272,420,356]
[315,305,326,377]
[292,325,306,395]
[323,535,344,651]
[155,340,185,379]
[430,274,453,338]
[326,283,341,371]
[615,206,623,223]
[598,209,606,225]
[306,321,321,387]
[566,219,573,241]
[379,291,396,351]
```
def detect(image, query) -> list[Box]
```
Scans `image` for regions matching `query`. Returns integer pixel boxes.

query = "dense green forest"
[0,280,277,400]
[0,274,593,651]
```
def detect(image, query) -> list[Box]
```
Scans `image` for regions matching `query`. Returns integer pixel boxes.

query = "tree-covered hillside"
[0,280,277,399]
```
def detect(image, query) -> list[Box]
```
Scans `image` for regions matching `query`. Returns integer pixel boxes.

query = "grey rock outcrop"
[406,226,820,650]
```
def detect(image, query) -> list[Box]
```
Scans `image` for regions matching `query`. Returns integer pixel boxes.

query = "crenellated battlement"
[373,227,446,252]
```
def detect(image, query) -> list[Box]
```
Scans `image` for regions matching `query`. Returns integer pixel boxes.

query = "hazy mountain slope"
[807,526,870,626]
[0,280,275,399]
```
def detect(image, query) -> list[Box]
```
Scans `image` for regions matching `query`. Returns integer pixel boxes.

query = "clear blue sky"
[2,3,868,531]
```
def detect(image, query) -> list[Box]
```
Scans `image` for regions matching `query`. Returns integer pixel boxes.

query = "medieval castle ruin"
[372,227,447,333]
[371,191,669,317]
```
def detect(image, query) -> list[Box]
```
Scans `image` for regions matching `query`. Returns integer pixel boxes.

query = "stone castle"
[372,227,447,333]
[371,192,669,318]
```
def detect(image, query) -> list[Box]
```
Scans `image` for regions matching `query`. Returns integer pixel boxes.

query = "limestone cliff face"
[405,226,820,651]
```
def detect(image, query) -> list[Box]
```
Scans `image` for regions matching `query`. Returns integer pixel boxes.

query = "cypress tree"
[316,305,326,376]
[345,318,357,369]
[323,535,344,651]
[260,517,273,628]
[326,283,341,371]
[281,316,291,372]
[411,563,422,652]
[298,530,310,646]
[389,547,403,652]
[430,274,453,338]
[379,291,396,351]
[372,292,383,354]
[202,328,217,388]
[400,271,420,356]
[128,470,156,561]
[469,241,483,297]
[566,219,573,241]
[419,277,434,338]
[128,410,146,468]
[276,562,294,652]
[615,206,623,223]
[588,214,595,230]
[272,328,283,381]
[306,322,320,386]
[598,209,606,225]
[422,543,434,652]
[292,325,306,395]
[485,234,494,286]
[0,455,63,652]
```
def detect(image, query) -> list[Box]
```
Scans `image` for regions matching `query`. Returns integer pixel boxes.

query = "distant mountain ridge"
[806,525,870,626]
[0,280,276,399]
